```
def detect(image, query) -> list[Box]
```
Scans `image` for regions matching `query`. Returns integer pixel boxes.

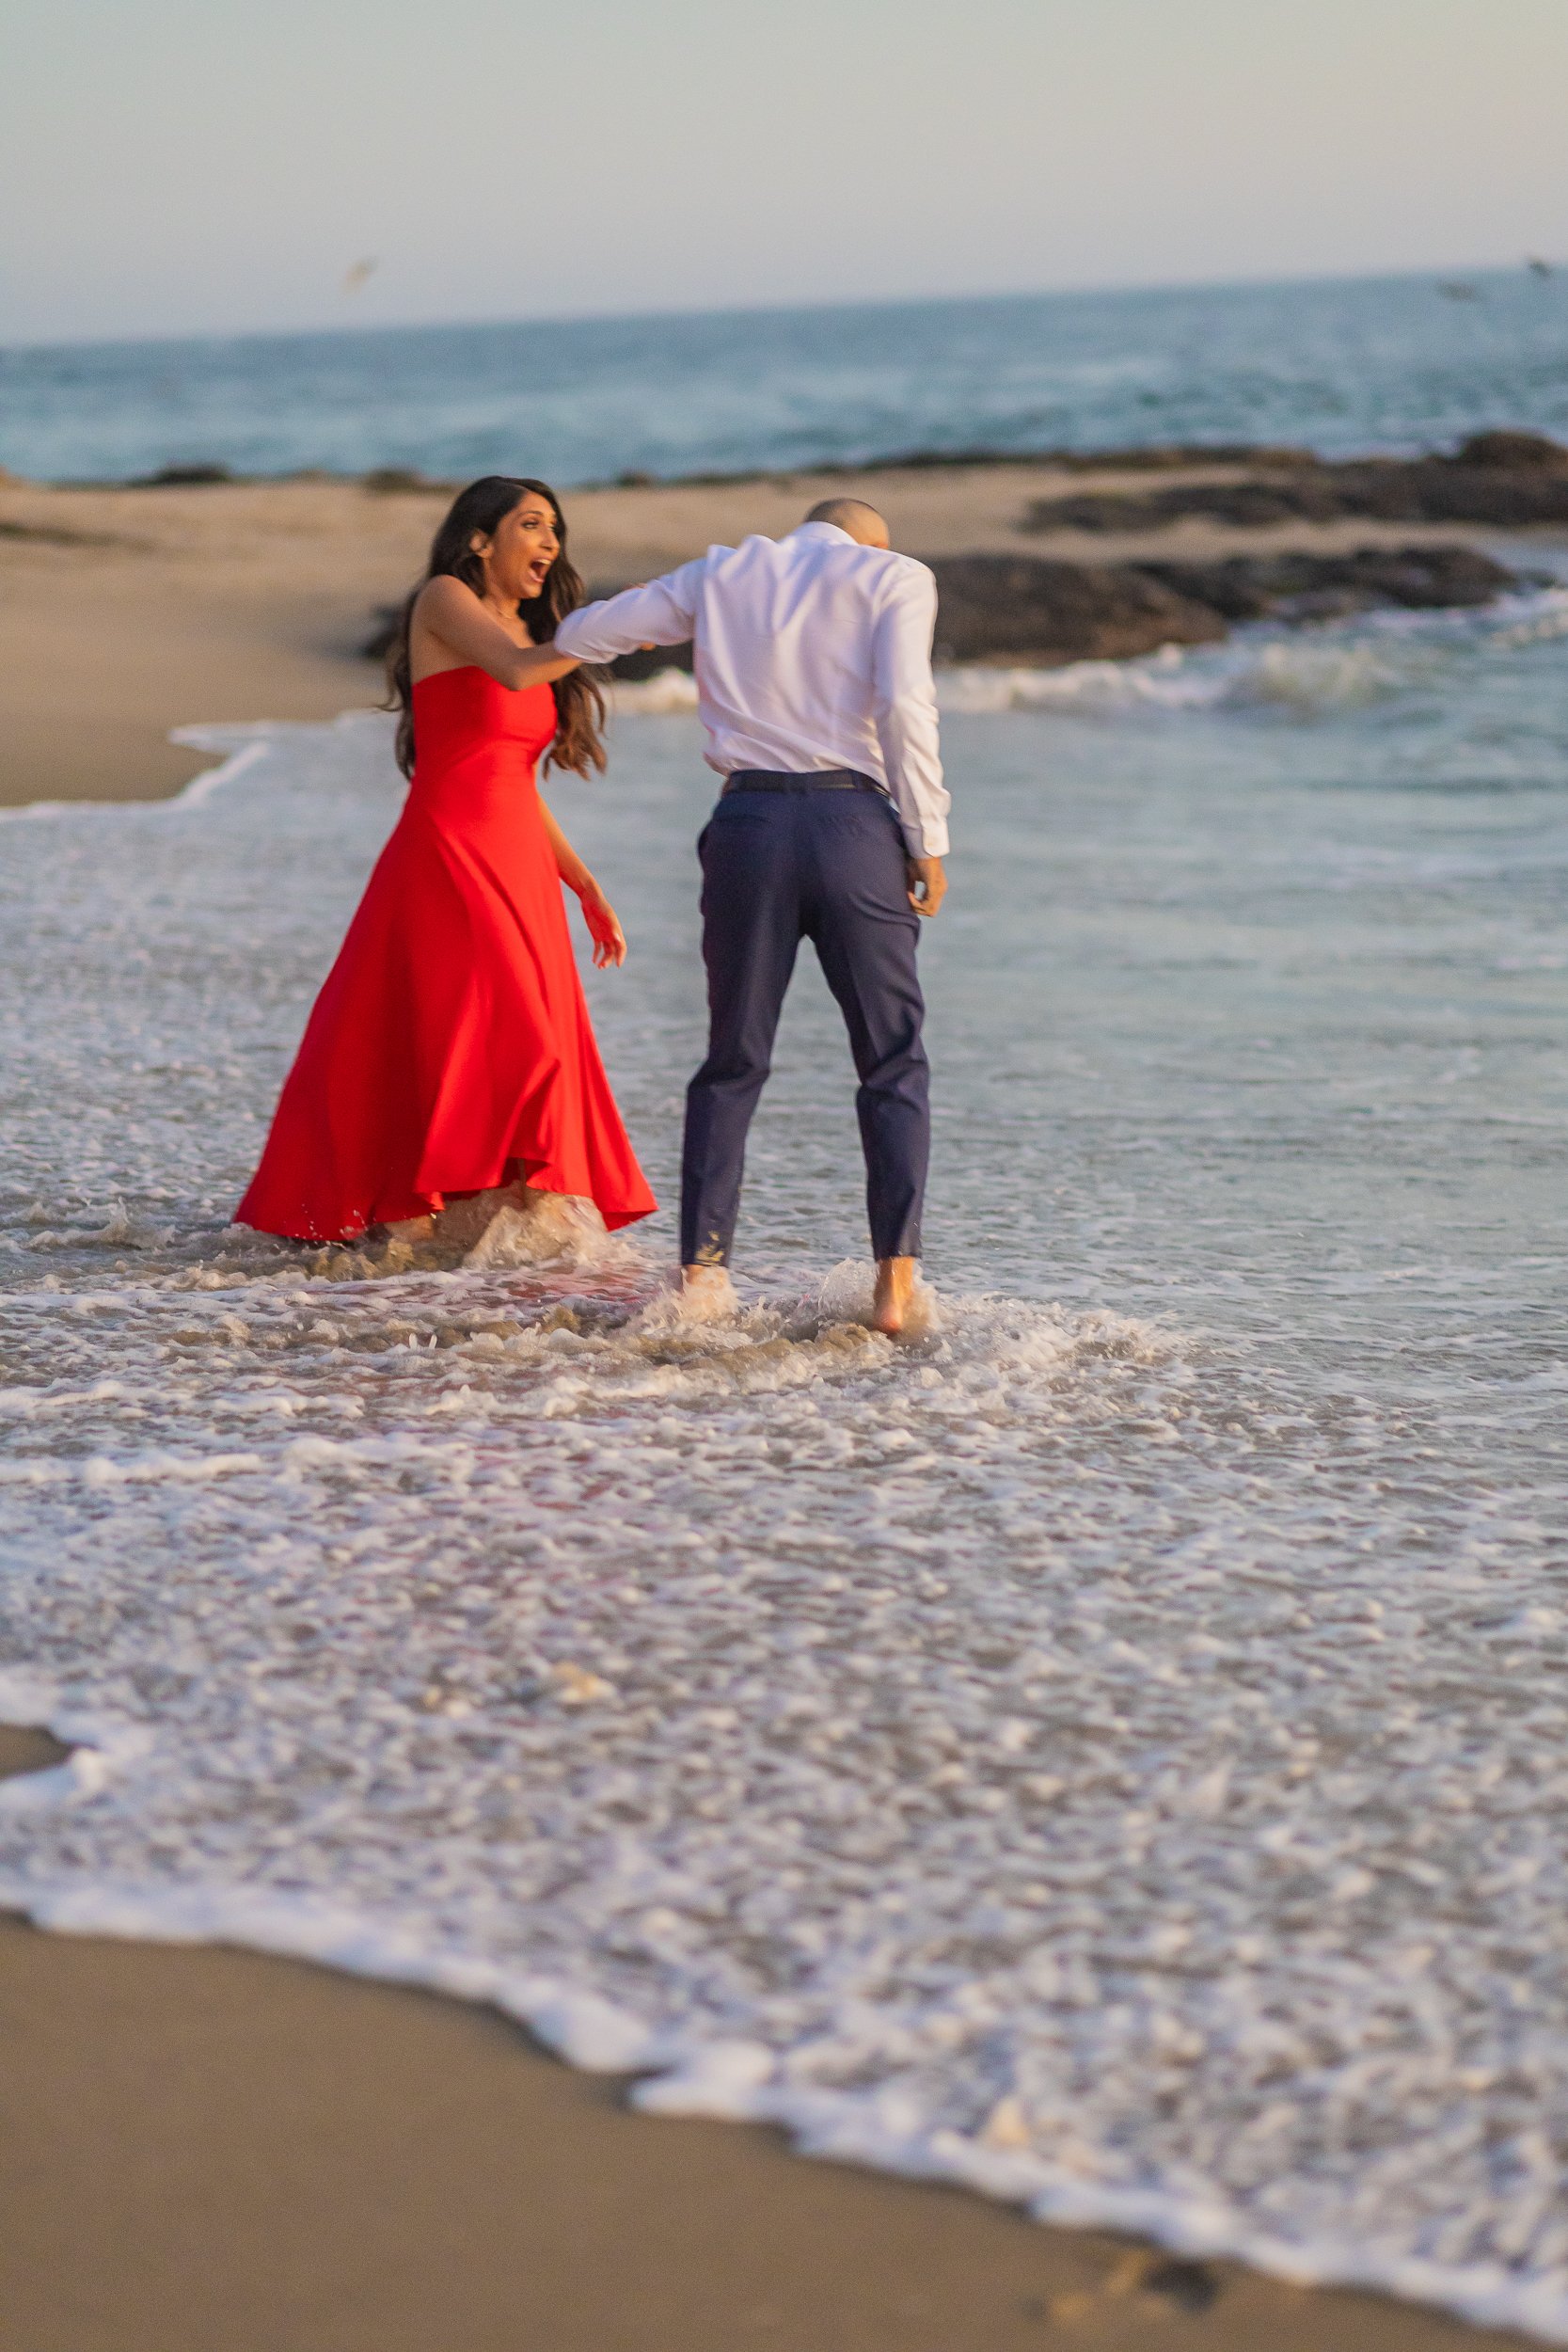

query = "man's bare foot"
[872,1255,923,1336]
[680,1263,737,1321]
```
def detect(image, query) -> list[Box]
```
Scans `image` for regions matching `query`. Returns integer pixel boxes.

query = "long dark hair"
[385,475,606,781]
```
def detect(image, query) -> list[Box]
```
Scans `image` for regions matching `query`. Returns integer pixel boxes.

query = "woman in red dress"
[236,476,657,1245]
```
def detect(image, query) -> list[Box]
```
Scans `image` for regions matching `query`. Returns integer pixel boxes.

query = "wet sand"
[0,1731,1531,2352]
[0,1921,1525,2352]
[0,464,1530,807]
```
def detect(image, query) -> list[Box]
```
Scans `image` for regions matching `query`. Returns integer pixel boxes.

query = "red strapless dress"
[235,669,657,1241]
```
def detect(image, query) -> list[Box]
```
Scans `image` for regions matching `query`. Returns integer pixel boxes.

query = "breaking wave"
[609,584,1568,723]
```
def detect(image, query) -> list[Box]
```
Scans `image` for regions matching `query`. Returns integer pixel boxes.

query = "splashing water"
[613,588,1568,724]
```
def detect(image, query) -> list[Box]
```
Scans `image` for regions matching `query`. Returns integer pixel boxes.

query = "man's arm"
[870,562,950,881]
[553,560,705,662]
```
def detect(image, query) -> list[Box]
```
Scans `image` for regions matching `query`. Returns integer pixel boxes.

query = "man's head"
[802,497,890,549]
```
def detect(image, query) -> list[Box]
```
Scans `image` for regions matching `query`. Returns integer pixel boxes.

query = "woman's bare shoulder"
[414,575,482,626]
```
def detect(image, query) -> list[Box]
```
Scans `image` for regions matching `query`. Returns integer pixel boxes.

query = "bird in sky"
[341,258,380,297]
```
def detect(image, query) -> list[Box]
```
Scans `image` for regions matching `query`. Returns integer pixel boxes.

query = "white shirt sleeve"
[552,559,705,661]
[870,561,949,859]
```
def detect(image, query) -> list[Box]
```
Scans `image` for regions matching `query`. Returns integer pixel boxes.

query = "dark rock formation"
[363,544,1526,679]
[925,547,1519,666]
[605,639,695,678]
[585,564,1233,675]
[1022,434,1568,535]
[360,467,441,495]
[1458,430,1568,470]
[360,607,400,662]
[1044,442,1316,475]
[1142,544,1519,627]
[129,462,233,487]
[927,557,1227,663]
[603,442,1320,489]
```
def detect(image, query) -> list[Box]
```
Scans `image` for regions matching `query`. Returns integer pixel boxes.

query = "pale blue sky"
[3,0,1565,344]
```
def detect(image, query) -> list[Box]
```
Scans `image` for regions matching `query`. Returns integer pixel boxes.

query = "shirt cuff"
[552,612,593,658]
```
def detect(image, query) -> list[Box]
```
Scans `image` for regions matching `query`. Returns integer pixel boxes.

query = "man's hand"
[907,856,947,918]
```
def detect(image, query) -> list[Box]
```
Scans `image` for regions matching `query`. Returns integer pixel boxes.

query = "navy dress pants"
[681,777,930,1267]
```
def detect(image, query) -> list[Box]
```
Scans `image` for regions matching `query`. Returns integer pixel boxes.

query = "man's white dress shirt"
[552,521,950,859]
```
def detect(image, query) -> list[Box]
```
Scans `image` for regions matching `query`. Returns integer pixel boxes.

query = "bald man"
[554,499,949,1334]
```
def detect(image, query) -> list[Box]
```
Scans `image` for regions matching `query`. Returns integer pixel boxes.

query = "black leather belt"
[722,768,883,795]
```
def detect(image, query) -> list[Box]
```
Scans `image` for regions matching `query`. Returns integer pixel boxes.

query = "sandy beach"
[3,1904,1478,2352]
[0,458,1540,807]
[0,1734,1533,2352]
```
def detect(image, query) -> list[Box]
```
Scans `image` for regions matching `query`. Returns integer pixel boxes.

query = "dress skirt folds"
[235,668,656,1241]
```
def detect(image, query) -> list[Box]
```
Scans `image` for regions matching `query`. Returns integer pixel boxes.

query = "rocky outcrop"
[594,564,1230,675]
[588,632,689,680]
[1021,433,1568,535]
[596,544,1522,676]
[926,558,1227,663]
[128,462,234,486]
[364,543,1525,679]
[925,546,1519,665]
[1139,544,1518,628]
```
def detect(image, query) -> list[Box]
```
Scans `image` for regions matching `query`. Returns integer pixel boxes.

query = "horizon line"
[2,256,1555,359]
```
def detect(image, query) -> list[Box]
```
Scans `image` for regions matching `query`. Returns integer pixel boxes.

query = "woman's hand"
[578,882,627,969]
[537,800,624,962]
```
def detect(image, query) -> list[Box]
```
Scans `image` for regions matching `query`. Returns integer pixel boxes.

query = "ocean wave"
[610,584,1568,725]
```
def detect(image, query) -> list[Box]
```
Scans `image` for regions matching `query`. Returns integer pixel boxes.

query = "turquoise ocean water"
[4,269,1568,483]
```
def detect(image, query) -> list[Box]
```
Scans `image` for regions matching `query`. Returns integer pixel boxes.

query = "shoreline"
[0,1729,1541,2351]
[4,438,1565,808]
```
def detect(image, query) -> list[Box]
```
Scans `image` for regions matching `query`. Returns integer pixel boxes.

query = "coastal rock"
[1021,433,1568,534]
[597,561,1235,675]
[361,467,445,495]
[1454,430,1568,471]
[926,557,1226,663]
[603,637,696,680]
[360,607,400,663]
[646,441,1319,485]
[1045,441,1316,475]
[129,462,233,487]
[365,544,1525,683]
[1029,478,1344,532]
[1142,544,1519,625]
[926,547,1519,666]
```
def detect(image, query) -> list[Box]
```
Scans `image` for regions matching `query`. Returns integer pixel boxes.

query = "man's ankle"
[679,1262,736,1320]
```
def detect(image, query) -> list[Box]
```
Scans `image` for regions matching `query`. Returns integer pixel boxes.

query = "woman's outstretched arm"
[413,576,581,688]
[538,797,627,968]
